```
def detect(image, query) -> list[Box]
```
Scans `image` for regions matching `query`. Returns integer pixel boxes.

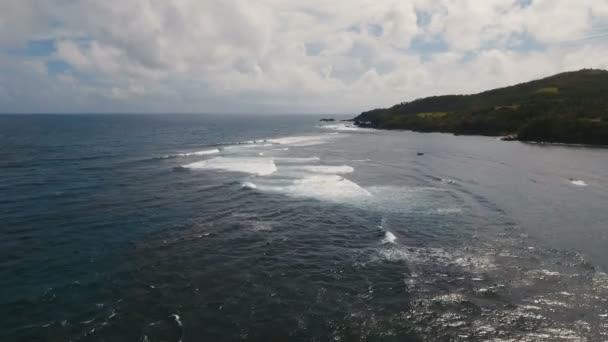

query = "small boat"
[417,152,424,156]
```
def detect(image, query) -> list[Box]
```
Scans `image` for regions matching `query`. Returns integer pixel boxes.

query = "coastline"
[352,120,608,148]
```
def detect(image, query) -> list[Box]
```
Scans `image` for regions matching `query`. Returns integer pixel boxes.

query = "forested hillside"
[355,69,608,145]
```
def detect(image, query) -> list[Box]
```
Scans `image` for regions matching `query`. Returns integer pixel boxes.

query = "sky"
[1,0,608,114]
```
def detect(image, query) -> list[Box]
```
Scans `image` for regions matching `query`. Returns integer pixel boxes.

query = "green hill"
[354,69,608,145]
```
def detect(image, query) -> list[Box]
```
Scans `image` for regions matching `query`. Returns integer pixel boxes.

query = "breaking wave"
[161,148,220,159]
[183,157,277,176]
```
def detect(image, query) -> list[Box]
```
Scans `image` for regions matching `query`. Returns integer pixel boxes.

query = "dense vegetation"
[354,69,608,145]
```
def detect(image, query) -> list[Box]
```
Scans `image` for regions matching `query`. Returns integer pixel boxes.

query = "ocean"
[1,114,607,341]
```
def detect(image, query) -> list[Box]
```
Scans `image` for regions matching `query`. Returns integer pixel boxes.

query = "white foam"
[183,157,277,176]
[163,148,220,158]
[377,246,496,272]
[183,149,220,156]
[377,247,410,262]
[274,157,320,163]
[273,148,289,151]
[268,135,332,146]
[382,231,397,244]
[293,165,354,174]
[569,179,587,186]
[431,293,467,304]
[257,175,371,202]
[241,182,257,189]
[362,185,452,214]
[225,143,264,150]
[320,123,374,132]
[532,298,571,308]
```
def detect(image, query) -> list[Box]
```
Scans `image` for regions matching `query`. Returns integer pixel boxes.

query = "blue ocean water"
[1,114,607,341]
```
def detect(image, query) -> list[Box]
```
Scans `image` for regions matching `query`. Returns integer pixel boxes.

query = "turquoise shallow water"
[1,114,607,341]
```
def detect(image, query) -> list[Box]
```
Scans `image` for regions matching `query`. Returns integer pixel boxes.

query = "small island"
[354,69,608,145]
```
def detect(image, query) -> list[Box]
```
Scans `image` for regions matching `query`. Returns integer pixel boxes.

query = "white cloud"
[0,0,607,113]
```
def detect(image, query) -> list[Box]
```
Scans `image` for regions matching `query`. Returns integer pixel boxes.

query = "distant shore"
[353,69,608,146]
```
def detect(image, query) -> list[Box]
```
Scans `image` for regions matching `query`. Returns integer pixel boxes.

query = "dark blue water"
[1,114,607,341]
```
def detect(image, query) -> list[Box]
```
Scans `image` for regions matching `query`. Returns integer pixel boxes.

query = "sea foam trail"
[183,157,277,176]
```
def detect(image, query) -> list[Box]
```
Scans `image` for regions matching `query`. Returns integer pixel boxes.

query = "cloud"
[0,0,607,113]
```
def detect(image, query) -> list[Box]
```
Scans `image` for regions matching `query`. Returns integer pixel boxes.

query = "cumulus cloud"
[0,0,607,113]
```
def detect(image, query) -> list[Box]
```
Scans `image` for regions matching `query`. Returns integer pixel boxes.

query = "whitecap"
[171,314,182,327]
[179,149,220,157]
[382,231,397,244]
[162,148,220,158]
[569,179,587,186]
[241,182,257,189]
[183,157,277,176]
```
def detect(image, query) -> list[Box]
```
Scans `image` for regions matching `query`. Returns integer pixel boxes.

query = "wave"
[182,157,277,176]
[241,182,257,189]
[382,231,397,244]
[161,148,220,159]
[171,314,182,327]
[176,149,220,157]
[267,135,334,146]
